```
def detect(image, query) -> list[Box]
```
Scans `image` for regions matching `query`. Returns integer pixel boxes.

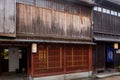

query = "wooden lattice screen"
[33,44,90,76]
[65,45,89,72]
[33,44,64,75]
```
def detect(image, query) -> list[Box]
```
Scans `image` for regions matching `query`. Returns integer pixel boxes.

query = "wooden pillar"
[64,45,66,73]
[27,46,31,76]
[0,52,1,75]
[27,47,29,75]
[89,45,93,71]
[31,46,34,77]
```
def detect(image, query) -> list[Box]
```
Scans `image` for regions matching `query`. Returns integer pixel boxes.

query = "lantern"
[114,43,118,49]
[32,43,37,53]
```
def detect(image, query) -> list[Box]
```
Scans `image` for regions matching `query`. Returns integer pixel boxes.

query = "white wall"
[9,47,19,72]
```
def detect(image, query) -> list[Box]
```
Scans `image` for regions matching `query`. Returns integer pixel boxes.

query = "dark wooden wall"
[114,49,120,67]
[0,0,16,37]
[16,0,92,41]
[95,44,105,72]
[93,10,120,38]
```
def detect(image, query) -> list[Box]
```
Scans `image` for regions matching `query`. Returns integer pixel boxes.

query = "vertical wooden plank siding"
[96,44,105,71]
[0,0,4,33]
[31,49,34,76]
[33,44,90,76]
[93,10,120,36]
[16,3,92,40]
[89,45,93,71]
[0,0,16,37]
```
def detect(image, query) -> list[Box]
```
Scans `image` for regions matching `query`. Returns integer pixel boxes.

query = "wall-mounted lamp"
[32,43,37,53]
[114,43,118,49]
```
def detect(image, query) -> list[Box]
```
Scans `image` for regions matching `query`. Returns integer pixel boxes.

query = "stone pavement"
[72,76,120,80]
[0,73,24,80]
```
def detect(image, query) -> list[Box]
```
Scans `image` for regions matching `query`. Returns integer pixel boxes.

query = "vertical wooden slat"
[64,45,66,73]
[47,46,49,69]
[72,47,74,66]
[89,45,92,71]
[82,47,84,66]
[0,0,4,33]
[0,0,16,37]
[5,0,16,33]
[60,47,62,68]
[31,52,34,76]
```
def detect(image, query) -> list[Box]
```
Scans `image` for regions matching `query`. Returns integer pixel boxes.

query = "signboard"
[116,49,120,53]
[106,46,114,62]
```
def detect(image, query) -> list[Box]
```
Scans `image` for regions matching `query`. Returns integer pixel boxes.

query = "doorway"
[105,46,114,70]
[0,47,28,74]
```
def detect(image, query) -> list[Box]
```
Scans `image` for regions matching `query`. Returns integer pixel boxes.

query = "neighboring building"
[93,0,120,72]
[0,0,94,80]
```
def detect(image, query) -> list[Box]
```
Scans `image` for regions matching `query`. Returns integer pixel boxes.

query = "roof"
[0,39,96,45]
[94,37,120,42]
[57,0,96,7]
[107,0,120,5]
[95,0,120,10]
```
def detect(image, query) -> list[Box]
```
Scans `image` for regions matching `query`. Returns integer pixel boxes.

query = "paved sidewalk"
[72,76,120,80]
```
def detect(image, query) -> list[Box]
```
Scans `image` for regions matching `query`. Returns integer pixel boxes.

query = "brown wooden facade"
[93,1,120,72]
[0,0,94,79]
[31,44,92,77]
[16,1,92,41]
[0,0,16,37]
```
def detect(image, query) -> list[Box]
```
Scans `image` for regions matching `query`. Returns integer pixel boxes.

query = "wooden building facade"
[0,0,94,80]
[93,0,120,72]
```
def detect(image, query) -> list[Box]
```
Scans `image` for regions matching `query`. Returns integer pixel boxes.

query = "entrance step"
[96,72,120,78]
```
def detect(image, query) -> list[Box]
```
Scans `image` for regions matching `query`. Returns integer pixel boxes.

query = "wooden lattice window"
[66,45,89,72]
[34,44,64,75]
[33,44,90,75]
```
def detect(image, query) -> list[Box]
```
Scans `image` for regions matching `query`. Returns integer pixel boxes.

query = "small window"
[111,11,114,15]
[93,7,98,11]
[114,12,117,16]
[106,9,110,14]
[118,13,120,17]
[3,49,9,59]
[98,7,102,12]
[103,8,106,13]
[18,49,22,59]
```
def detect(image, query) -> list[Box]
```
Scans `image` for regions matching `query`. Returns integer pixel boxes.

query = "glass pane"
[114,12,117,16]
[103,8,106,13]
[98,7,102,12]
[93,7,97,11]
[111,11,114,15]
[107,9,110,14]
[118,13,120,17]
[4,49,9,59]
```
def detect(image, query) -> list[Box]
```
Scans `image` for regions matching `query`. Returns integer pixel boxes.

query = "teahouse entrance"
[94,43,115,73]
[0,47,28,73]
[0,42,30,79]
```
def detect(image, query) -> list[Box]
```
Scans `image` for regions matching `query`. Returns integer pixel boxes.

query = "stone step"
[96,72,120,78]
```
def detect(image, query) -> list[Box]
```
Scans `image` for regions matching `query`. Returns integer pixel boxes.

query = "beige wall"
[9,47,19,72]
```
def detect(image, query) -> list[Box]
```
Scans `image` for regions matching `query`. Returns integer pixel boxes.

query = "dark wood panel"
[93,11,120,37]
[96,44,105,72]
[114,53,120,67]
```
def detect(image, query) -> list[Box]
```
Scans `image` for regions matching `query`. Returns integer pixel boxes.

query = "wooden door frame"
[0,43,30,75]
[0,49,2,74]
[95,43,106,72]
